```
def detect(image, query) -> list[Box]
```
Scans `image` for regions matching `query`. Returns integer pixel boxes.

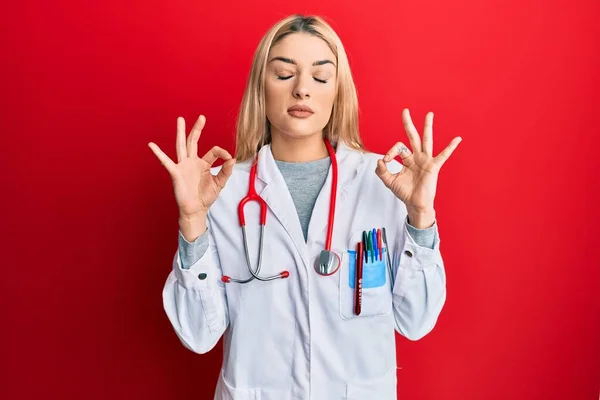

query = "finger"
[422,112,434,156]
[375,159,396,188]
[187,115,206,158]
[433,137,462,168]
[402,108,422,153]
[214,158,236,189]
[148,142,176,175]
[202,146,233,166]
[176,117,187,163]
[383,141,413,165]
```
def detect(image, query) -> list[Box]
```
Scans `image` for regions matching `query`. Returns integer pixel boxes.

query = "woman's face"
[265,33,337,140]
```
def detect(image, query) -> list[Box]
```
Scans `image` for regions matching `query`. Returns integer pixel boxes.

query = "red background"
[1,0,599,399]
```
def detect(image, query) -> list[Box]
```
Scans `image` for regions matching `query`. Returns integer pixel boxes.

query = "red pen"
[377,229,383,261]
[355,242,363,315]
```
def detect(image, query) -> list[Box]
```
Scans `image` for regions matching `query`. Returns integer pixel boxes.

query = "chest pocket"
[339,229,393,319]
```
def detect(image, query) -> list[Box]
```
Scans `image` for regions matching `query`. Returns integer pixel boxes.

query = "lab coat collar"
[254,140,365,269]
[255,139,362,187]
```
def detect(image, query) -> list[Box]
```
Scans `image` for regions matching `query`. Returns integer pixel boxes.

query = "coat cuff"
[405,215,438,250]
[398,216,442,270]
[178,228,210,270]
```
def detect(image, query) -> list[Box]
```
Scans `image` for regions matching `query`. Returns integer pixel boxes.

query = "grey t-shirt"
[177,157,436,269]
[274,157,332,241]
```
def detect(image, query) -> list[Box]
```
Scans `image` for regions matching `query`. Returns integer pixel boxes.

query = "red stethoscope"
[222,138,340,284]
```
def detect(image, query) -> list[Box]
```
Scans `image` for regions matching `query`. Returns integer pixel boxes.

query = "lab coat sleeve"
[177,229,210,269]
[405,220,436,249]
[391,215,446,341]
[162,224,229,354]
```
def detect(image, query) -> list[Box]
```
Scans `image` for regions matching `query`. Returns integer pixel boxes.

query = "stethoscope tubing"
[224,225,286,283]
[223,139,336,284]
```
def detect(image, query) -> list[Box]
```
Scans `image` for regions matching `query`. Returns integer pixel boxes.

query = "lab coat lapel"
[255,144,310,269]
[306,141,364,249]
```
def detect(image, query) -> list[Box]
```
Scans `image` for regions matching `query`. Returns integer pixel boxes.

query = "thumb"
[375,159,395,189]
[214,158,236,189]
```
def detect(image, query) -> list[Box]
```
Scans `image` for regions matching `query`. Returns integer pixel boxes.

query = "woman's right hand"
[148,115,236,219]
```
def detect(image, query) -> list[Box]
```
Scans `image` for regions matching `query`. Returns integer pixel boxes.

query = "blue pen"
[372,229,378,262]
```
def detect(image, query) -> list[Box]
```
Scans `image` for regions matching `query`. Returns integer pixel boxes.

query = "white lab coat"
[162,140,446,400]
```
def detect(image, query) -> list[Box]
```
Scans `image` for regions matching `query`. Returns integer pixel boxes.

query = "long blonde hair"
[234,15,365,161]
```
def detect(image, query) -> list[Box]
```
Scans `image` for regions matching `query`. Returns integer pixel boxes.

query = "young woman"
[149,14,461,400]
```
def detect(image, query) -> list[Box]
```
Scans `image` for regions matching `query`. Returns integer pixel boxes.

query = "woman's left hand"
[375,109,462,228]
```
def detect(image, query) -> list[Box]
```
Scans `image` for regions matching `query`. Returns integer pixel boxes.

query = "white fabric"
[162,141,446,400]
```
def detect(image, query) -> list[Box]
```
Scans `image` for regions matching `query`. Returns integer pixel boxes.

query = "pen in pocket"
[362,231,368,263]
[382,227,393,284]
[377,229,382,261]
[354,241,363,315]
[372,228,378,261]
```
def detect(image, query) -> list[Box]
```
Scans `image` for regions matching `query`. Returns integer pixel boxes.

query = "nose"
[293,77,310,99]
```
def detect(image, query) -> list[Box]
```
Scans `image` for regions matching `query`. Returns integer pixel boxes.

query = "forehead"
[268,33,336,65]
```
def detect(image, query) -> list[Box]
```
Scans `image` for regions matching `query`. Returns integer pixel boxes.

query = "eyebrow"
[268,56,336,67]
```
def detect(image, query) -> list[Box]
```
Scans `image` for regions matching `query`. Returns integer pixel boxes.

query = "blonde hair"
[234,15,366,161]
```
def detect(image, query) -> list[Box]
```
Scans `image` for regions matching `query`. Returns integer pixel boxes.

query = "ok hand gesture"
[148,115,236,218]
[375,109,462,226]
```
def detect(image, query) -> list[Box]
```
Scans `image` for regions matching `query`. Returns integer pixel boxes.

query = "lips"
[287,104,313,113]
[287,104,314,118]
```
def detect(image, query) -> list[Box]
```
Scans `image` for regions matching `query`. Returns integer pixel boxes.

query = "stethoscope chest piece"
[314,250,341,276]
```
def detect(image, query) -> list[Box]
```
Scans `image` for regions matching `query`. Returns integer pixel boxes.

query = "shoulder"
[341,145,403,192]
[352,147,404,175]
[205,159,252,220]
[208,158,252,199]
[209,158,252,177]
[342,146,407,215]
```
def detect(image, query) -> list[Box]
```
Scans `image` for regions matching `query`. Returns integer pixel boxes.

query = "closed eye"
[277,75,328,84]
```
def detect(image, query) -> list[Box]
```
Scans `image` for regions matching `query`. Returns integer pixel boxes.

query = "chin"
[289,122,328,136]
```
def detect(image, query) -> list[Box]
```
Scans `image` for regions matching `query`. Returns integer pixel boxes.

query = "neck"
[270,131,329,162]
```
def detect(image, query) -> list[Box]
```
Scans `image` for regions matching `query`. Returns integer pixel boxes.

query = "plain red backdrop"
[1,0,599,399]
